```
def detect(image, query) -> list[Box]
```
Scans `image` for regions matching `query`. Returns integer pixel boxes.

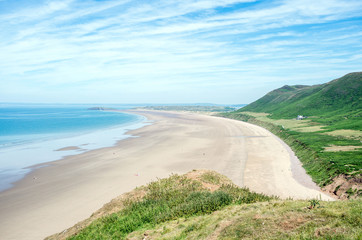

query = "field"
[220,111,362,199]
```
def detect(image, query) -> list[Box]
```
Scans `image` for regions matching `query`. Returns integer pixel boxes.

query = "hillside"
[221,72,362,199]
[47,170,272,239]
[241,72,362,130]
[47,170,361,240]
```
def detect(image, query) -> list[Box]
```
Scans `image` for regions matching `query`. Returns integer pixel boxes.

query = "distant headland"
[87,107,116,111]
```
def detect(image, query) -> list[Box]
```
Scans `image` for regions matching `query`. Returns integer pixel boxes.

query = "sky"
[0,0,361,104]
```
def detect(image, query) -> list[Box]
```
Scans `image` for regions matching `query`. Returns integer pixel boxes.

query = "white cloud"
[0,0,73,22]
[0,0,361,103]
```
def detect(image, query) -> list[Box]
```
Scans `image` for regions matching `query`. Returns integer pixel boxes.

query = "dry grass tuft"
[324,129,362,139]
[324,145,362,152]
[185,169,233,192]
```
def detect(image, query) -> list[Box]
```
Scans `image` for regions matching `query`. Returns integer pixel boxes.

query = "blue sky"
[1,0,361,104]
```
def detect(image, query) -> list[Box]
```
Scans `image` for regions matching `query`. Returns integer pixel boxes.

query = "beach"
[0,110,334,240]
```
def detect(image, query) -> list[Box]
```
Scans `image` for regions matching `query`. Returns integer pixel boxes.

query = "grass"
[240,72,362,122]
[200,171,223,185]
[242,111,326,132]
[127,200,362,239]
[219,112,362,197]
[66,171,273,240]
[219,73,362,198]
[46,170,361,240]
[325,129,362,139]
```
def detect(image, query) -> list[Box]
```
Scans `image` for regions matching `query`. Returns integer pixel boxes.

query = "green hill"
[241,72,362,130]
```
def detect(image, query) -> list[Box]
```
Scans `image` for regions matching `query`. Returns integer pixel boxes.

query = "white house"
[297,115,306,120]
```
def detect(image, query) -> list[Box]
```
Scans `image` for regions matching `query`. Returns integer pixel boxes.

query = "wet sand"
[0,110,334,240]
[55,146,82,151]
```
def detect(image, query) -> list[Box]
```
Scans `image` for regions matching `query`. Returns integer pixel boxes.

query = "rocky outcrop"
[323,174,361,199]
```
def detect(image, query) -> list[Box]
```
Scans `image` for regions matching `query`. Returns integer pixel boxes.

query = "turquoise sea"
[0,104,147,191]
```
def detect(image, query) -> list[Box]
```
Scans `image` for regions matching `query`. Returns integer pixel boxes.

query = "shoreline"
[274,133,321,191]
[0,111,147,193]
[0,110,334,240]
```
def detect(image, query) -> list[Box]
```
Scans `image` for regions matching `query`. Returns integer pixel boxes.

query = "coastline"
[0,110,334,240]
[0,111,147,192]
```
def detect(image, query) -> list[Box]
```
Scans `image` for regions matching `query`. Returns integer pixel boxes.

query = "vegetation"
[241,72,362,125]
[47,171,361,240]
[59,170,272,240]
[46,73,362,239]
[220,72,362,198]
[220,111,361,198]
[127,200,361,240]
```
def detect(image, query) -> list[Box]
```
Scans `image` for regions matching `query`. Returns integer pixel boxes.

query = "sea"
[0,103,148,192]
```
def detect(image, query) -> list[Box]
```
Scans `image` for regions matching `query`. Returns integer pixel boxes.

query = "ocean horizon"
[0,104,148,192]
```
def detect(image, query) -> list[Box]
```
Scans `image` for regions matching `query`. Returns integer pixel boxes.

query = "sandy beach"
[0,110,334,240]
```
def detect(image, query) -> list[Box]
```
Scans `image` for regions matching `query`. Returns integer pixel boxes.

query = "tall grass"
[69,174,273,240]
[126,199,362,239]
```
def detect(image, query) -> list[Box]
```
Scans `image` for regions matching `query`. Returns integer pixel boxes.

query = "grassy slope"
[47,170,361,240]
[47,170,272,240]
[220,112,361,197]
[241,72,362,127]
[129,200,361,240]
[220,72,362,198]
